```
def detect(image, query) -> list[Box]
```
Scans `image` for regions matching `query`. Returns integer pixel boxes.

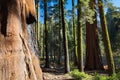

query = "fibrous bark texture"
[0,0,43,80]
[85,0,103,70]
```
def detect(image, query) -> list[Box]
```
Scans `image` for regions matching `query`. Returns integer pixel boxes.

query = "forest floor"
[42,67,75,80]
[41,65,109,80]
[42,67,108,80]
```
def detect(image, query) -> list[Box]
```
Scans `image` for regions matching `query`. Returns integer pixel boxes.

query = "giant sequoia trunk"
[0,0,43,80]
[85,0,103,70]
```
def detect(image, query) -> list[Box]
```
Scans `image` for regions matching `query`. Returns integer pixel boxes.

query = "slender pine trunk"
[72,0,78,66]
[58,0,62,65]
[44,0,49,68]
[61,0,70,73]
[77,0,84,72]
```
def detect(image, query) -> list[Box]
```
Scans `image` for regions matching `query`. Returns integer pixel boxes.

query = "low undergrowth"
[70,69,120,80]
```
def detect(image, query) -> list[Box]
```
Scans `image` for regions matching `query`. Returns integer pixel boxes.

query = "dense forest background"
[34,0,120,79]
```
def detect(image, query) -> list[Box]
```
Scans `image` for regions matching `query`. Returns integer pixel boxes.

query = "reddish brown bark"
[85,0,103,70]
[0,0,43,80]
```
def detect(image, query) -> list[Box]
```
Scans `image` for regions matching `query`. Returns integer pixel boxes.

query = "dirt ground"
[42,68,74,80]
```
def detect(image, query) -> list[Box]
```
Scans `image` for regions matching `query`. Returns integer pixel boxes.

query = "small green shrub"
[70,69,92,80]
[107,74,119,80]
[92,73,108,80]
[70,70,120,80]
[116,72,120,79]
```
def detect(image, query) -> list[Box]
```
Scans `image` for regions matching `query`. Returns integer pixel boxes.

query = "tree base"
[0,51,43,80]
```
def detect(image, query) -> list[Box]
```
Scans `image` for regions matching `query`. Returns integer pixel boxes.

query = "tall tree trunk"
[77,0,84,72]
[0,0,43,80]
[72,0,78,66]
[36,1,39,41]
[61,0,70,73]
[43,26,45,60]
[98,0,115,75]
[58,0,62,65]
[44,0,50,68]
[36,1,40,53]
[85,0,103,70]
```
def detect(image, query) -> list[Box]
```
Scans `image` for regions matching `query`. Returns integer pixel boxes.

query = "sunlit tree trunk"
[72,0,78,66]
[35,1,40,53]
[61,0,70,73]
[98,0,115,75]
[77,0,84,72]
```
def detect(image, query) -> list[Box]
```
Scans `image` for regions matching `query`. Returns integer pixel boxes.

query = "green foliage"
[70,69,120,80]
[76,0,95,24]
[92,73,108,80]
[116,72,120,79]
[106,5,120,54]
[107,73,120,80]
[108,74,118,80]
[70,62,76,70]
[70,69,91,80]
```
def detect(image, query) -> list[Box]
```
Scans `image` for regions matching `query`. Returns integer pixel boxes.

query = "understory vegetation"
[70,69,120,80]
